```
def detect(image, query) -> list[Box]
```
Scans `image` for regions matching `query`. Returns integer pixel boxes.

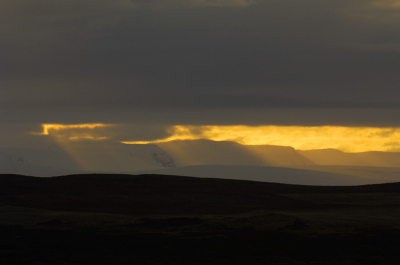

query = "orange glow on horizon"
[121,125,400,153]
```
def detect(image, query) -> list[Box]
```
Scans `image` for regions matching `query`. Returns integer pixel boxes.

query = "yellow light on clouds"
[122,125,400,153]
[39,123,109,136]
[33,123,400,153]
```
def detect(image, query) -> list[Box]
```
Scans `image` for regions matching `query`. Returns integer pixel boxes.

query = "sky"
[1,0,400,151]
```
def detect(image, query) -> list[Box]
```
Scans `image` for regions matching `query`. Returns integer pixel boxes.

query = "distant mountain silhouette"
[0,142,174,175]
[299,149,400,167]
[157,139,314,167]
[1,140,400,185]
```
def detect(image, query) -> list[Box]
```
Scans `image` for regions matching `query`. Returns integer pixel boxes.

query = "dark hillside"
[0,174,320,215]
[1,174,400,264]
[1,174,400,215]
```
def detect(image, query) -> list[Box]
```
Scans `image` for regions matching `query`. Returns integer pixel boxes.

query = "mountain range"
[1,139,400,185]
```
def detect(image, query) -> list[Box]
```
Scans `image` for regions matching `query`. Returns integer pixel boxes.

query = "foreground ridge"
[1,173,400,264]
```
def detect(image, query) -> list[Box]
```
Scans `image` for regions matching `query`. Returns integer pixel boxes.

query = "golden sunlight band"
[36,124,400,153]
[123,125,400,152]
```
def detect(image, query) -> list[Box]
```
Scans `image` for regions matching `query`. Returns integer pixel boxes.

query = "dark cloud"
[1,0,400,128]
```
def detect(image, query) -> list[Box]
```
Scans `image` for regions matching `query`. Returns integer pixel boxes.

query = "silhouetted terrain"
[299,149,400,167]
[137,165,400,185]
[1,174,400,264]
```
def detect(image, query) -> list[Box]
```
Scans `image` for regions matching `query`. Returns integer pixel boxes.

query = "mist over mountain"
[1,139,400,185]
[0,143,168,177]
[157,140,314,167]
[0,152,81,177]
[0,147,80,170]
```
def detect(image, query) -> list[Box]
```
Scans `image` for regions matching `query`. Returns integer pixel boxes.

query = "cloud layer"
[1,0,400,127]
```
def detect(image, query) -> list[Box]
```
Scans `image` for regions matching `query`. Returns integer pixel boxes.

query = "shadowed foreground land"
[1,174,400,264]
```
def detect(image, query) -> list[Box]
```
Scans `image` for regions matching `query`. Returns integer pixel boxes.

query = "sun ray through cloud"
[31,123,114,170]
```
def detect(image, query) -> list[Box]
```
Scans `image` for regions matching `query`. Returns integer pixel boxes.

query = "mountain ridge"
[2,140,400,185]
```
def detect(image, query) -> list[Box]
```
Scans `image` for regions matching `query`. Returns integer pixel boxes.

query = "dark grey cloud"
[1,0,400,127]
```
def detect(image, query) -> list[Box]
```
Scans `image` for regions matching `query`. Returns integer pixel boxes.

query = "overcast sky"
[1,0,400,146]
